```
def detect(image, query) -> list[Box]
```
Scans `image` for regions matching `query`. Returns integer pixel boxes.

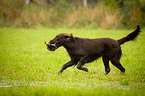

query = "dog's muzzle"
[45,41,57,51]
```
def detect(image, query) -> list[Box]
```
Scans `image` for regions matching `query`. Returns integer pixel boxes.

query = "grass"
[0,28,145,96]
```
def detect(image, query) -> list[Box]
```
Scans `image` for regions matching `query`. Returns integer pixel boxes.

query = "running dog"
[45,26,141,74]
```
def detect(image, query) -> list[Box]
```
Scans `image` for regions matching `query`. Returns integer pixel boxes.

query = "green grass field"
[0,28,145,96]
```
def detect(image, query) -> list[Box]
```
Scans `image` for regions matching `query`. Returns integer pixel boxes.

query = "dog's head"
[45,33,74,51]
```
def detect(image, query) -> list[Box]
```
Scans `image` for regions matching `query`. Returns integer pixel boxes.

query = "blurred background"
[0,0,145,29]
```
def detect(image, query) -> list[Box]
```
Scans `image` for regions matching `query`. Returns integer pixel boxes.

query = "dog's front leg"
[102,56,110,75]
[58,61,76,74]
[77,57,88,72]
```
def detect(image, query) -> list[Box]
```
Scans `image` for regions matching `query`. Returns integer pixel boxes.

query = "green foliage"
[0,0,25,26]
[0,0,145,28]
[0,28,145,95]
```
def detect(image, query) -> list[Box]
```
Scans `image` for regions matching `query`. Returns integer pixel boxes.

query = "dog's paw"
[120,72,125,75]
[85,68,88,72]
[105,71,110,75]
[58,71,61,75]
[104,73,108,75]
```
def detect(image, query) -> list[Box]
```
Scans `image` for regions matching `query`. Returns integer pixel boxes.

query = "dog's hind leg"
[110,58,125,73]
[77,57,88,72]
[109,47,125,74]
[102,56,110,75]
[58,61,77,74]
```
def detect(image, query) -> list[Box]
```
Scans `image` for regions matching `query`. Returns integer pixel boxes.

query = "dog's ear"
[68,33,74,39]
[69,33,75,41]
[70,33,73,38]
[69,33,75,40]
[64,33,74,40]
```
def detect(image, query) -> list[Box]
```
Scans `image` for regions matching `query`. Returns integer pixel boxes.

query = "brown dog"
[45,26,141,74]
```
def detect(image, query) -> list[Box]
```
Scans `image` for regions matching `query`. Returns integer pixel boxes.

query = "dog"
[45,26,141,75]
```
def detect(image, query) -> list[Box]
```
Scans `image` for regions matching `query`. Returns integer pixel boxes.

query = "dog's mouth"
[45,41,57,51]
[48,44,57,51]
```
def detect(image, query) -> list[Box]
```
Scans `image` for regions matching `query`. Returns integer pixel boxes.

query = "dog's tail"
[118,25,141,45]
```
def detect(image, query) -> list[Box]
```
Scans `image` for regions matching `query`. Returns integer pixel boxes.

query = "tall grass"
[0,0,145,29]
